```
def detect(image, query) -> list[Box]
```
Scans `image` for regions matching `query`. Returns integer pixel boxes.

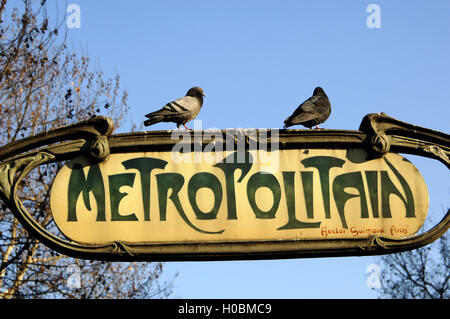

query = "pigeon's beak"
[202,93,205,97]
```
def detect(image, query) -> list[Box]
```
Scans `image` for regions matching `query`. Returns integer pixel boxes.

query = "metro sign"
[50,149,427,245]
[0,113,448,260]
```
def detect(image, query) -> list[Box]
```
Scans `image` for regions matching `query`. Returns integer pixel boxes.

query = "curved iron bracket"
[0,114,448,261]
[359,112,450,167]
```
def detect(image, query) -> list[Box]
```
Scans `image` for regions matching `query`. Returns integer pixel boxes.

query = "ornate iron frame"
[0,113,448,261]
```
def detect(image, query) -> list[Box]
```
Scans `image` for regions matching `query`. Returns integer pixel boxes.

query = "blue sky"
[48,0,449,298]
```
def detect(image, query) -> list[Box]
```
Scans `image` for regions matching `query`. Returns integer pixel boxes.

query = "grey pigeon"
[144,87,205,129]
[283,87,331,129]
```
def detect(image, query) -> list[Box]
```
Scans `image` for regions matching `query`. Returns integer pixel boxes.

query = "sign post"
[0,113,448,261]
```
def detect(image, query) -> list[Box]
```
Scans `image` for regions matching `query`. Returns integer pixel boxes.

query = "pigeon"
[144,87,205,129]
[283,87,331,129]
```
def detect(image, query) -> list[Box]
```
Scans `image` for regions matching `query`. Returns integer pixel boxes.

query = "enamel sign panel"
[50,148,428,245]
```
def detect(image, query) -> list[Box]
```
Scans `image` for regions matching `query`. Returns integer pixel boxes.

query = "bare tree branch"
[377,221,449,299]
[0,0,174,299]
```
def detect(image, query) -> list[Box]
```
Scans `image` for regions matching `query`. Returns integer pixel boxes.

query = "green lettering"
[365,171,379,218]
[247,172,280,219]
[156,173,224,234]
[188,172,223,220]
[278,171,321,230]
[109,173,138,221]
[214,151,253,219]
[67,163,105,222]
[122,157,167,221]
[301,156,345,219]
[332,172,368,229]
[300,171,315,219]
[381,158,415,218]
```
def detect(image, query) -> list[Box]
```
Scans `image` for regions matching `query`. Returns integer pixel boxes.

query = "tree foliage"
[377,226,449,299]
[0,0,175,298]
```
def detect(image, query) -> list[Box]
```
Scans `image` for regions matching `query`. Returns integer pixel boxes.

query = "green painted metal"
[0,113,448,261]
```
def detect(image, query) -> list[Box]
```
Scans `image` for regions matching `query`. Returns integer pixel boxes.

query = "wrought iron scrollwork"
[0,114,448,261]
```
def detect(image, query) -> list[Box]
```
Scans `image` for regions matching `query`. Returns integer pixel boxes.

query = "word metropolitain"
[50,147,428,244]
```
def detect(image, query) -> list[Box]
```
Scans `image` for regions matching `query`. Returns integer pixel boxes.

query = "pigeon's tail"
[283,119,291,129]
[144,112,166,127]
[144,117,161,127]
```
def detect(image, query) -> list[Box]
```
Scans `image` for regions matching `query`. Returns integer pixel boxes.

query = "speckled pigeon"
[144,87,205,129]
[283,87,331,129]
